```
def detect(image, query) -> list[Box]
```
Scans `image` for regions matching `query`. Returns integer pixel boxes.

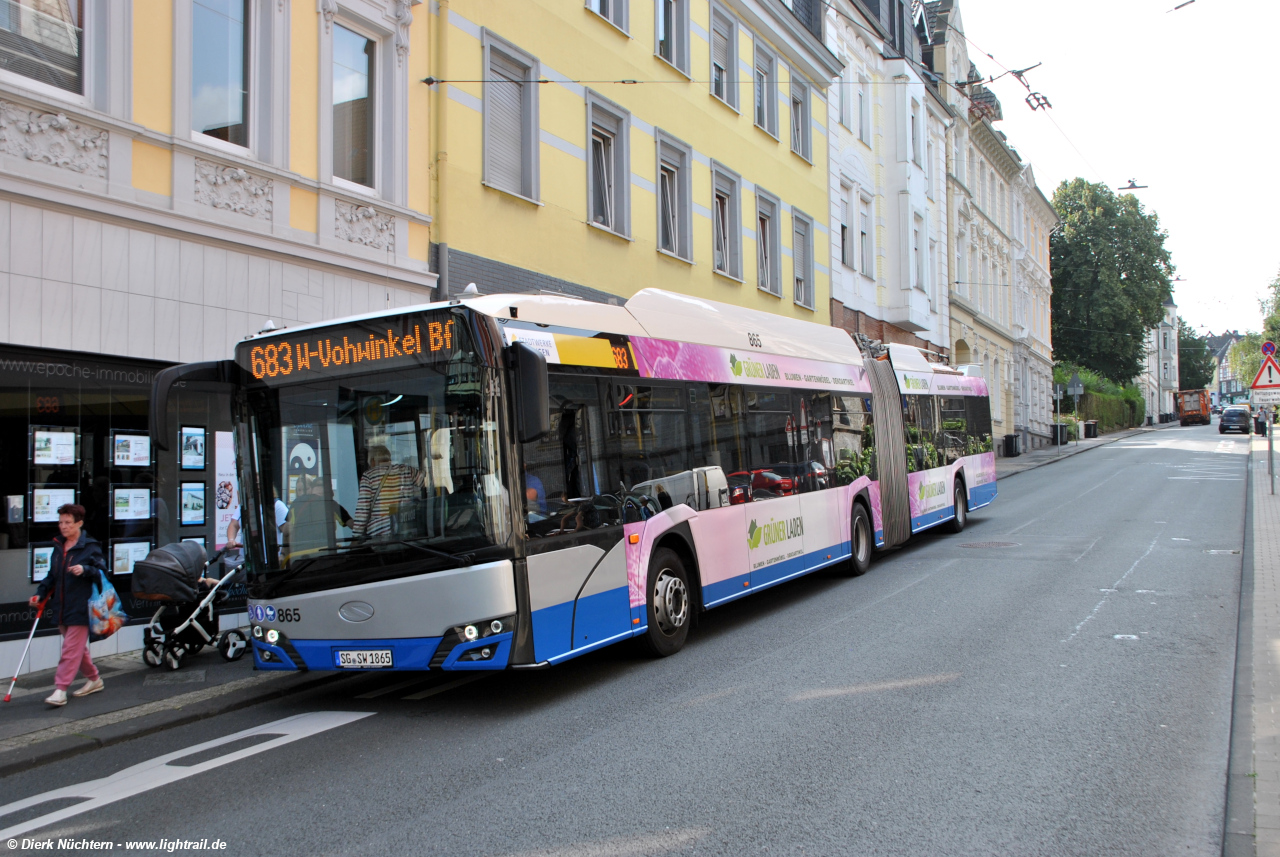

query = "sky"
[951,0,1278,338]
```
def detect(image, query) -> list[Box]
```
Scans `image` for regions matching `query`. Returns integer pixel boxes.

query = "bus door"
[864,358,911,548]
[522,377,629,663]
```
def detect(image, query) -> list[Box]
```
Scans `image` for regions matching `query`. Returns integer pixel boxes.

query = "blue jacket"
[35,533,105,626]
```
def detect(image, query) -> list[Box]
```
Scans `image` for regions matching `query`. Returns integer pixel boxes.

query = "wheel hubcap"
[653,569,688,636]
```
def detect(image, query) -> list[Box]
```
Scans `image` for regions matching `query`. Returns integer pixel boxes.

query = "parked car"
[727,469,793,497]
[1220,406,1252,434]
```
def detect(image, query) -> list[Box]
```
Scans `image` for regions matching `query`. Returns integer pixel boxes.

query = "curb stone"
[0,671,346,778]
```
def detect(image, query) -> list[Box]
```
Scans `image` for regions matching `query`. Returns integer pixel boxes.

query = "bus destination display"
[238,313,463,383]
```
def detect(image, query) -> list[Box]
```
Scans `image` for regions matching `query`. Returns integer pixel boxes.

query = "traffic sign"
[1264,341,1276,357]
[1067,372,1084,397]
[1253,389,1280,405]
[1253,354,1280,389]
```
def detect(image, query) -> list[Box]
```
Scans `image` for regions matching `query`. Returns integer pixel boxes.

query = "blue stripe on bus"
[911,507,955,532]
[251,639,297,670]
[283,636,444,671]
[969,481,997,509]
[571,586,631,651]
[703,542,850,609]
[440,632,513,670]
[531,601,575,664]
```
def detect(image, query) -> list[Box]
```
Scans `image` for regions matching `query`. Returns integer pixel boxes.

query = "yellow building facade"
[426,0,842,321]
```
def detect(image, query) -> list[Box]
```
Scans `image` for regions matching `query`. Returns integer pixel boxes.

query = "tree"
[1229,333,1263,394]
[1050,179,1175,383]
[1177,318,1214,390]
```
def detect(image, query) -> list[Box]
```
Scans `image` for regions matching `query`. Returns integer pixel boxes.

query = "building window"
[332,23,375,188]
[483,34,540,201]
[709,6,737,108]
[756,189,781,295]
[857,75,870,143]
[790,77,811,161]
[192,0,248,146]
[792,210,814,309]
[655,0,688,74]
[586,0,627,31]
[839,190,853,269]
[837,69,850,129]
[587,93,630,236]
[655,130,692,260]
[910,100,919,165]
[859,196,872,277]
[968,148,976,190]
[712,164,741,278]
[753,40,777,136]
[926,140,934,198]
[0,0,82,94]
[913,214,924,290]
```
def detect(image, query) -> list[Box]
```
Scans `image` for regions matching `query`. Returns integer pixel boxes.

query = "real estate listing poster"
[30,544,54,582]
[113,433,151,467]
[112,487,152,520]
[181,427,206,470]
[31,486,75,523]
[180,482,206,526]
[32,429,75,466]
[111,540,152,575]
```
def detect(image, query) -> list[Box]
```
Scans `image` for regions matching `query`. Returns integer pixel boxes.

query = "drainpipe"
[433,0,451,299]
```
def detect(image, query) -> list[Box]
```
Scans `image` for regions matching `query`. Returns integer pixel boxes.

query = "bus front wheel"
[641,548,691,657]
[845,503,872,577]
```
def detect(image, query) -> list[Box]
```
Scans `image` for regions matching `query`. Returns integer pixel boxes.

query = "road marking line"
[354,675,437,699]
[0,711,373,840]
[1074,536,1103,563]
[1063,534,1161,643]
[793,672,961,701]
[402,674,488,700]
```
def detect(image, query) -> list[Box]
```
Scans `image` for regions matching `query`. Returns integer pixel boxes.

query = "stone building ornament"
[0,100,107,177]
[335,199,395,251]
[393,0,417,66]
[194,158,273,221]
[319,0,337,32]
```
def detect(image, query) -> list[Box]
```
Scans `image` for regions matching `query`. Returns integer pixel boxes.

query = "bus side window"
[903,394,940,473]
[939,398,967,464]
[964,396,994,456]
[522,377,609,537]
[832,396,875,483]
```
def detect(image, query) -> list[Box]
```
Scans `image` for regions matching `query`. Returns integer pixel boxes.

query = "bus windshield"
[239,353,512,597]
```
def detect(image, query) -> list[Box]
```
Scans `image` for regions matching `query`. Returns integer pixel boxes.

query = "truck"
[1176,389,1212,426]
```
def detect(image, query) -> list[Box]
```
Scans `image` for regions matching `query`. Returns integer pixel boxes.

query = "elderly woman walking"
[29,503,106,706]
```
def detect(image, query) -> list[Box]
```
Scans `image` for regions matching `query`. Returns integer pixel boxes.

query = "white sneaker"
[44,689,67,706]
[71,678,104,698]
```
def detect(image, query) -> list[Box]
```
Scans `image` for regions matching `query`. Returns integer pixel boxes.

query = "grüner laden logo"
[918,481,946,501]
[747,516,804,549]
[728,353,780,381]
[902,375,929,391]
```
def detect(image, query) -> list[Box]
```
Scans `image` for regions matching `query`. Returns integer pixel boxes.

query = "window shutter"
[488,53,525,194]
[712,24,729,83]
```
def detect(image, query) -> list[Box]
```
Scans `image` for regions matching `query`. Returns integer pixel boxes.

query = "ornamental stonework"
[335,199,395,251]
[193,159,273,221]
[0,101,108,177]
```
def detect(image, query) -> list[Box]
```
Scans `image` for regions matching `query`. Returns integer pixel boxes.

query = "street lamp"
[1117,179,1148,191]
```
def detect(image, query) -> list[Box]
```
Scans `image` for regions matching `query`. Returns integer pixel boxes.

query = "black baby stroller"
[132,542,249,671]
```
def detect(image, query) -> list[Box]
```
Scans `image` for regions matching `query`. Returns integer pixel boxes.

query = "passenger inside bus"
[350,444,427,539]
[283,474,352,560]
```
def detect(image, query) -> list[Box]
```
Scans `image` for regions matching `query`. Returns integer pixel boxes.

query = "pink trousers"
[55,625,99,691]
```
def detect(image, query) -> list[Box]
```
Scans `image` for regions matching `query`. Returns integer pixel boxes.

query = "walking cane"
[4,598,47,702]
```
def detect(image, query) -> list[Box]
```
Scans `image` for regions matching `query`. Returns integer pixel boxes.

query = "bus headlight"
[252,626,263,639]
[266,629,279,644]
[463,625,479,641]
[489,619,503,634]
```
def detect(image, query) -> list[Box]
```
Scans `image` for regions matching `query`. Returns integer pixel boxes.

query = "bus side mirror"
[510,342,550,442]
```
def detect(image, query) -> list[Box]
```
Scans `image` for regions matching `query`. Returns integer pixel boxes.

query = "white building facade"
[1011,166,1057,449]
[1136,298,1180,422]
[825,0,951,361]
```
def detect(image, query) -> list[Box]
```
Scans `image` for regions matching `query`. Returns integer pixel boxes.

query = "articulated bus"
[150,289,995,671]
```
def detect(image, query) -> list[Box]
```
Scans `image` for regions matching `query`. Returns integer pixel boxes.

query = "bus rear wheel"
[845,503,872,577]
[948,482,968,534]
[641,548,691,657]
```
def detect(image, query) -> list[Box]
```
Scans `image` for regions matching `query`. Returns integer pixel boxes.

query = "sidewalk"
[1248,435,1280,856]
[0,643,336,776]
[995,421,1174,479]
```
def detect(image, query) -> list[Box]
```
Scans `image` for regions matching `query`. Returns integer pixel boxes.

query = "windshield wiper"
[380,538,475,566]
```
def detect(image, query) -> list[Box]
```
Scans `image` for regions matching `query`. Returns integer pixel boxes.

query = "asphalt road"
[0,424,1250,856]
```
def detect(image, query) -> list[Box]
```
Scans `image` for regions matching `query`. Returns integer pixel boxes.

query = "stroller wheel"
[163,646,184,671]
[219,630,248,662]
[143,643,164,668]
[185,643,206,657]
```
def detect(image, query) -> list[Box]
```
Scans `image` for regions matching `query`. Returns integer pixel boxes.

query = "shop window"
[0,0,83,94]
